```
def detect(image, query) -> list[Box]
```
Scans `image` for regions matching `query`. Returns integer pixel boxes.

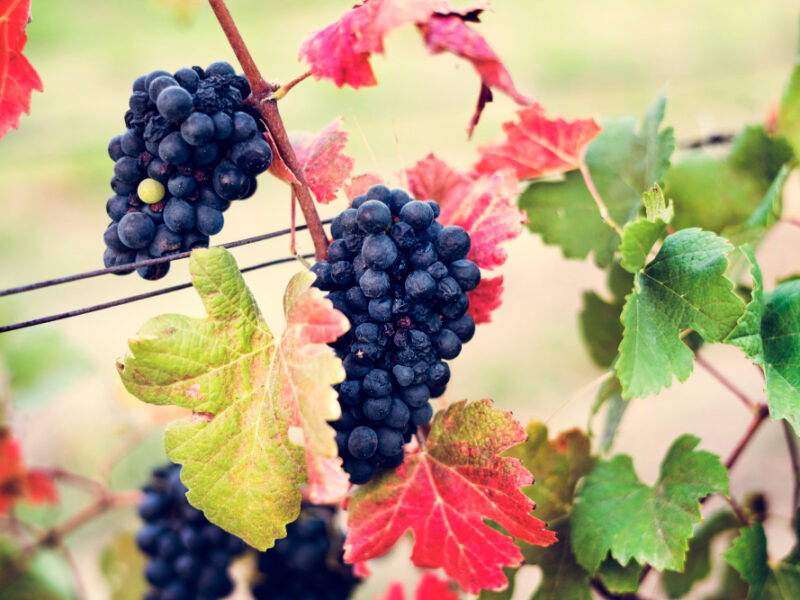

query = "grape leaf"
[778,45,800,157]
[298,0,529,123]
[100,532,148,600]
[522,521,592,600]
[589,374,629,454]
[0,429,58,515]
[725,248,800,434]
[665,126,794,234]
[117,248,349,549]
[344,399,556,593]
[616,228,743,399]
[519,95,675,267]
[291,117,355,204]
[579,293,624,369]
[406,154,525,323]
[571,434,729,573]
[723,524,771,599]
[473,104,601,179]
[345,173,383,201]
[376,572,461,600]
[504,421,594,522]
[419,13,531,112]
[619,185,673,274]
[662,509,740,599]
[0,0,42,140]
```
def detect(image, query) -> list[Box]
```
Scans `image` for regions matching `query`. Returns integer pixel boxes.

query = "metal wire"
[0,254,314,334]
[0,220,331,298]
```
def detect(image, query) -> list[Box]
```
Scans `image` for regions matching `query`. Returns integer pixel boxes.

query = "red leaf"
[345,173,383,202]
[292,117,355,204]
[406,154,524,323]
[298,0,528,124]
[374,573,460,600]
[0,0,42,140]
[0,429,57,514]
[467,275,503,324]
[473,104,601,179]
[345,399,556,593]
[420,15,530,107]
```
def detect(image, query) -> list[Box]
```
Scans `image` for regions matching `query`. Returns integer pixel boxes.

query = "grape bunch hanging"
[103,62,273,280]
[313,185,480,484]
[136,463,248,600]
[251,505,361,600]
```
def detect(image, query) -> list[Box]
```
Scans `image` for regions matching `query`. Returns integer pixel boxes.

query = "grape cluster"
[312,185,480,484]
[136,463,248,600]
[103,62,273,280]
[251,505,360,600]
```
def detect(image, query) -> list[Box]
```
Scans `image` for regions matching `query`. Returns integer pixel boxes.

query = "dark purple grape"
[118,212,156,249]
[156,86,193,122]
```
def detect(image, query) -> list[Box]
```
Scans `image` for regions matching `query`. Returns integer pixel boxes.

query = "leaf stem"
[207,0,329,260]
[272,70,313,100]
[725,403,769,471]
[579,160,623,236]
[590,577,647,599]
[694,354,756,412]
[783,420,800,516]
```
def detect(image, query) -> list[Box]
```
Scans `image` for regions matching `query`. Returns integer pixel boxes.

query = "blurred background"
[1,0,800,598]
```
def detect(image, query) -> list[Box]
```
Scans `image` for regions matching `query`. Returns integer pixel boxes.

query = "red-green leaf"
[473,105,601,179]
[0,429,57,514]
[374,572,461,600]
[0,0,42,140]
[291,117,355,204]
[345,399,556,593]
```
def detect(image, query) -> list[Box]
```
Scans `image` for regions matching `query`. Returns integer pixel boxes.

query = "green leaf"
[619,185,673,273]
[780,46,800,155]
[725,249,800,434]
[100,532,148,600]
[522,521,593,600]
[118,248,349,549]
[597,556,642,593]
[662,509,741,598]
[571,434,729,573]
[665,126,793,234]
[589,374,629,454]
[505,421,594,522]
[747,164,793,229]
[579,292,624,369]
[616,228,743,399]
[724,524,769,599]
[519,94,675,267]
[579,263,633,370]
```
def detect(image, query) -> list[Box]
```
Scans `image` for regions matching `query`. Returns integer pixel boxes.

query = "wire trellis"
[0,221,330,334]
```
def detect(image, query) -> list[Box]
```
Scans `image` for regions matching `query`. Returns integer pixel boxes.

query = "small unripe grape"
[138,178,166,205]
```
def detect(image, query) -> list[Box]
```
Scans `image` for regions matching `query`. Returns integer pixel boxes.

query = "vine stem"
[207,0,329,260]
[724,403,769,470]
[578,159,623,236]
[695,354,756,411]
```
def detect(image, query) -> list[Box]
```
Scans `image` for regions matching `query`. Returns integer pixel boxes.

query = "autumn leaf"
[117,248,349,549]
[0,0,42,140]
[291,117,355,204]
[297,0,528,128]
[345,173,383,201]
[406,154,525,323]
[374,572,461,600]
[345,399,556,593]
[0,429,58,514]
[474,105,601,180]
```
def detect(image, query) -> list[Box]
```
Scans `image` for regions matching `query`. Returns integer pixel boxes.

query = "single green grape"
[138,178,165,204]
